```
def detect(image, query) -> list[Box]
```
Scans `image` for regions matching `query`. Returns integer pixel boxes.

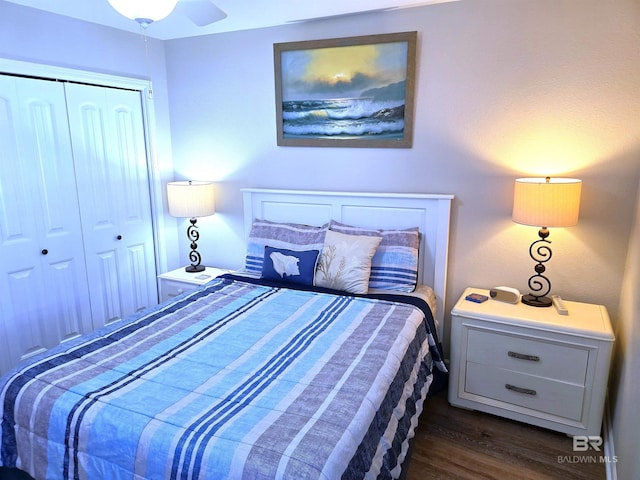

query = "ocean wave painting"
[275,32,417,147]
[283,97,405,138]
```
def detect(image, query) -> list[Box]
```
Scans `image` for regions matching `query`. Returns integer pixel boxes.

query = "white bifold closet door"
[65,83,157,328]
[0,75,157,374]
[0,75,94,368]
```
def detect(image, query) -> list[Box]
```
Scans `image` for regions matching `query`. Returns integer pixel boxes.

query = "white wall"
[165,0,640,349]
[611,178,640,479]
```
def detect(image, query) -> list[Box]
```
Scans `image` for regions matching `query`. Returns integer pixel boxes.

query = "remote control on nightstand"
[552,295,569,315]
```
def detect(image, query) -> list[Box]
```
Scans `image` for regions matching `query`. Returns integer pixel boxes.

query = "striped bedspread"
[1,276,447,480]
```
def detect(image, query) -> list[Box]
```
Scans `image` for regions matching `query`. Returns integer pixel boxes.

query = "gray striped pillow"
[245,219,327,275]
[328,220,420,292]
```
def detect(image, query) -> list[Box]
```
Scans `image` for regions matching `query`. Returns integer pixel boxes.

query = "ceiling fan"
[107,0,227,28]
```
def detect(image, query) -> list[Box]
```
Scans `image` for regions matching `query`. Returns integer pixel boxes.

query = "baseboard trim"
[603,393,617,480]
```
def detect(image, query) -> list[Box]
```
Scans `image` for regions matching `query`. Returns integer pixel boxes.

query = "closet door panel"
[127,242,153,313]
[0,76,93,373]
[47,258,93,342]
[3,267,47,362]
[0,78,39,262]
[94,249,124,323]
[0,83,45,365]
[65,84,157,327]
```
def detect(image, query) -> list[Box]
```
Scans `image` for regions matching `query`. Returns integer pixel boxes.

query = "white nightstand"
[448,287,614,436]
[157,266,232,302]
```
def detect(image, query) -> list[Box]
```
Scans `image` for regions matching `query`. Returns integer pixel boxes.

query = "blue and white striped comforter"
[1,276,446,479]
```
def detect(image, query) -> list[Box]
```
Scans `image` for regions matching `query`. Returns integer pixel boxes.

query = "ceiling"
[4,0,454,40]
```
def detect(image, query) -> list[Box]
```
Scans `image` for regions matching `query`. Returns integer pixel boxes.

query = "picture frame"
[274,31,417,148]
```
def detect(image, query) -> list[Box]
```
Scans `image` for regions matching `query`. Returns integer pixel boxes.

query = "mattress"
[0,275,447,479]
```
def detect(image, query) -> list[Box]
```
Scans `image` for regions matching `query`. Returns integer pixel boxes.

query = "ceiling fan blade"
[178,0,227,26]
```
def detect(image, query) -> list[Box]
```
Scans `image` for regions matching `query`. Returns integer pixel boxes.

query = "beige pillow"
[314,230,382,294]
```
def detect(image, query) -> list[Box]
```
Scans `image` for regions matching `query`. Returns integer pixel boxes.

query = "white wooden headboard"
[241,188,454,338]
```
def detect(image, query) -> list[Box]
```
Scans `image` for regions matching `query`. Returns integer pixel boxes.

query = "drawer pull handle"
[508,351,540,362]
[505,384,537,396]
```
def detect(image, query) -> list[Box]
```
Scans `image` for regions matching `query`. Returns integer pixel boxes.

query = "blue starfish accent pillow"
[261,246,320,286]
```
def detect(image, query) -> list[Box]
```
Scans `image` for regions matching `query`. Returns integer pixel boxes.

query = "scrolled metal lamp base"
[185,218,205,273]
[522,227,553,307]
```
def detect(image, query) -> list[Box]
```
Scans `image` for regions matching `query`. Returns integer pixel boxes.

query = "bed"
[1,189,453,480]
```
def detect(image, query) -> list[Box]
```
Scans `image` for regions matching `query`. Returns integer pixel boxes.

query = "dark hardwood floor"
[406,391,607,480]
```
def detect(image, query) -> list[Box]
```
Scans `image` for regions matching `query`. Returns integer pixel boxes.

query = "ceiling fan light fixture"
[107,0,180,25]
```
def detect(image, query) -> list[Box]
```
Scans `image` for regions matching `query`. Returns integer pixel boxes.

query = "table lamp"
[167,180,216,272]
[512,177,582,307]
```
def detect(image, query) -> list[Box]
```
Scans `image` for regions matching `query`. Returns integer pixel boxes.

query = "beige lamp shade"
[512,177,582,227]
[167,181,216,218]
[107,0,179,24]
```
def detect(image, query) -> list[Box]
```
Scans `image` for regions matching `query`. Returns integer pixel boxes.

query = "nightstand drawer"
[465,362,585,421]
[161,279,192,300]
[467,329,588,385]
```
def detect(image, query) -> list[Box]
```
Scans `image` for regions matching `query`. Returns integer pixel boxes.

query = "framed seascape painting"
[274,31,417,148]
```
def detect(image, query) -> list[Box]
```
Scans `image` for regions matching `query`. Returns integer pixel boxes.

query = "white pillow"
[314,230,382,294]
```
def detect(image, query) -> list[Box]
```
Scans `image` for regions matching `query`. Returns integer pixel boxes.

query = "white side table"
[448,287,615,436]
[157,266,232,302]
